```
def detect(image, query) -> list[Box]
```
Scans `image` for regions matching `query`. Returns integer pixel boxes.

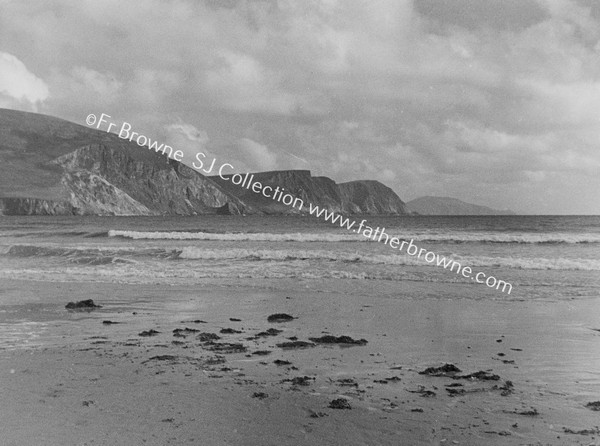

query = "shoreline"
[1,278,600,445]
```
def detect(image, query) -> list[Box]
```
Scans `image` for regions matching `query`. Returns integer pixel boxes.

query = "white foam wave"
[178,247,416,264]
[410,232,600,244]
[452,255,600,271]
[5,241,599,271]
[178,247,600,270]
[108,229,600,244]
[109,230,363,242]
[0,266,401,283]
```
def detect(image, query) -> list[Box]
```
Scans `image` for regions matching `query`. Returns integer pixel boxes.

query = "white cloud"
[0,52,48,109]
[517,78,600,127]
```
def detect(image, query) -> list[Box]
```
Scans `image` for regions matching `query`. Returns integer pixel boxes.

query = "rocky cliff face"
[211,170,408,215]
[51,144,247,215]
[210,170,342,214]
[0,109,409,217]
[339,180,408,215]
[0,108,250,216]
[60,171,155,216]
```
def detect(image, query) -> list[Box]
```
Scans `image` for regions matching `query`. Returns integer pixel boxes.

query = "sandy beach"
[1,278,599,446]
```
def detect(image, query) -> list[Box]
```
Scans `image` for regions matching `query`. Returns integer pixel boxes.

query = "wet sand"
[1,279,600,445]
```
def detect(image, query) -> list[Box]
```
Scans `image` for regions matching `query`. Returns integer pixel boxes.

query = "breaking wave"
[178,247,600,271]
[5,243,600,271]
[5,245,168,266]
[108,230,363,242]
[108,229,600,244]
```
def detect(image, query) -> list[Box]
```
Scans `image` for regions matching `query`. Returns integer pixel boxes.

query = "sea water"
[0,214,598,301]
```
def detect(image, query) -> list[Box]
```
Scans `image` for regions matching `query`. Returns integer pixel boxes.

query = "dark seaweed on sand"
[495,380,514,396]
[515,408,539,416]
[65,299,101,310]
[138,329,160,337]
[142,355,178,363]
[276,340,315,349]
[220,328,243,334]
[446,387,466,396]
[173,327,200,336]
[454,370,500,381]
[267,313,295,323]
[408,386,437,397]
[382,376,401,383]
[283,376,314,386]
[196,332,221,342]
[252,350,272,356]
[273,359,292,366]
[256,328,282,337]
[336,378,358,387]
[141,354,225,366]
[585,401,600,411]
[204,342,247,354]
[328,398,352,409]
[563,427,600,435]
[418,363,461,376]
[308,335,367,346]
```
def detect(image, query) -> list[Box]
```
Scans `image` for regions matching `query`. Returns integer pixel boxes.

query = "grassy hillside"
[0,108,169,201]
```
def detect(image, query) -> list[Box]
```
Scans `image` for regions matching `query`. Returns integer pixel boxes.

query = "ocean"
[1,214,599,301]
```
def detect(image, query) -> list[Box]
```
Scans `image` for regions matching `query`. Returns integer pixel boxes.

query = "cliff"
[53,145,247,215]
[406,196,514,215]
[210,170,341,214]
[0,109,248,215]
[338,180,408,215]
[0,108,408,216]
[211,170,408,215]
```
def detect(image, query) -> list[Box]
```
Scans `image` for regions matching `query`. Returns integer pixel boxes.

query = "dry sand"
[1,279,600,445]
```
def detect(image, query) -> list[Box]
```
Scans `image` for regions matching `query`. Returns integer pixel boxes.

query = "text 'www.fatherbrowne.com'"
[85,113,513,295]
[307,205,512,294]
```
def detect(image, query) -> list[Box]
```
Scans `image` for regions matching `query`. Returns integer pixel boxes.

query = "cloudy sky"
[1,0,599,214]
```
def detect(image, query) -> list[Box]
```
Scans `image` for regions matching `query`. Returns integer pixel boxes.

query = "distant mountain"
[0,109,408,216]
[406,196,514,215]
